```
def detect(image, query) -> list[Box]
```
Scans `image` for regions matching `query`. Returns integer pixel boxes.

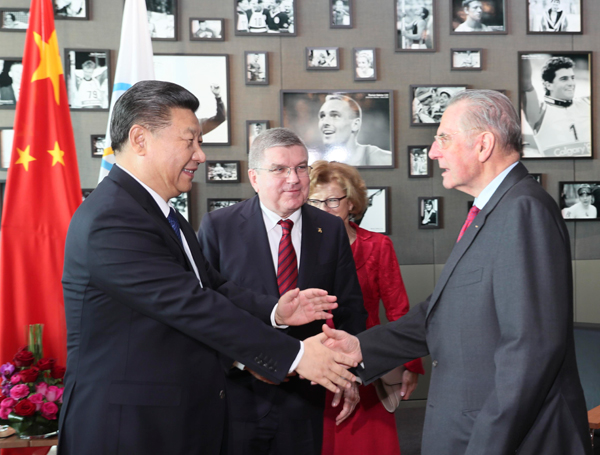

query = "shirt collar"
[473,161,519,210]
[116,164,172,217]
[259,200,302,231]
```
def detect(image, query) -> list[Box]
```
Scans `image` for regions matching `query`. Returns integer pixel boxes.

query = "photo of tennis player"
[519,51,592,158]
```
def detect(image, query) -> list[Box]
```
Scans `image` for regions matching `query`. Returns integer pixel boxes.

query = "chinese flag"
[0,0,80,386]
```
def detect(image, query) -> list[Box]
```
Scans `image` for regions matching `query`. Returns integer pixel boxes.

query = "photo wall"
[1,0,599,268]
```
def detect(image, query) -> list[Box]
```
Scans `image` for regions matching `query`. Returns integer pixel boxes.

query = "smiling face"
[249,145,309,218]
[428,102,483,196]
[142,107,205,201]
[318,98,360,146]
[545,67,576,101]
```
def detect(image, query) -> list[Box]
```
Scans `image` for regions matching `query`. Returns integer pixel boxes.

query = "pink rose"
[28,393,44,411]
[41,402,58,420]
[0,406,11,420]
[36,382,48,395]
[45,386,63,402]
[10,374,22,384]
[9,384,30,400]
[1,397,17,408]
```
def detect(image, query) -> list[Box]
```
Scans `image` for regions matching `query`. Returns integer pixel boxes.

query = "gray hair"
[448,89,522,154]
[248,127,307,169]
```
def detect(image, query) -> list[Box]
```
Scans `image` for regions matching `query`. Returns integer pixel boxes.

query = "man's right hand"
[321,324,363,364]
[295,333,357,394]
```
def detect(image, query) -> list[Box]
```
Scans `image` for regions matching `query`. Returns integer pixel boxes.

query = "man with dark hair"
[315,94,392,166]
[59,81,357,455]
[322,89,592,455]
[246,0,270,33]
[198,127,366,455]
[521,55,591,157]
[455,0,491,31]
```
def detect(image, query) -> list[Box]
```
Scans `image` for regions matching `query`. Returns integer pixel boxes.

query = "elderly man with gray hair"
[198,127,367,455]
[322,89,592,455]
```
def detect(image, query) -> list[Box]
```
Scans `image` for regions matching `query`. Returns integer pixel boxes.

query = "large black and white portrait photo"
[65,49,110,110]
[154,54,230,145]
[190,18,224,41]
[559,182,600,220]
[418,197,441,229]
[306,48,339,70]
[451,0,507,34]
[235,0,296,36]
[53,0,88,20]
[0,9,29,31]
[0,58,23,108]
[411,85,467,126]
[395,0,434,52]
[146,0,177,40]
[527,0,582,34]
[519,51,592,158]
[281,90,394,168]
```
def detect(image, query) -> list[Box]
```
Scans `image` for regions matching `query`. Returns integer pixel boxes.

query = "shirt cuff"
[271,303,289,329]
[288,341,304,373]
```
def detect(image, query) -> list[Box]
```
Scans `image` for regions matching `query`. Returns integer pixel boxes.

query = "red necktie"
[457,205,480,242]
[277,219,298,296]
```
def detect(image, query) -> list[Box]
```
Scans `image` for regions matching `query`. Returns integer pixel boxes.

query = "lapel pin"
[318,228,322,233]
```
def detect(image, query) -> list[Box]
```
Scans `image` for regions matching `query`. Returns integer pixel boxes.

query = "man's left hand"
[275,288,337,326]
[331,381,360,425]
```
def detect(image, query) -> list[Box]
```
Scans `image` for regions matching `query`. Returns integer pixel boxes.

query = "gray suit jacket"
[357,163,591,455]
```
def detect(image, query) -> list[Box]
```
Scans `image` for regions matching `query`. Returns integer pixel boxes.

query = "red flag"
[0,0,80,373]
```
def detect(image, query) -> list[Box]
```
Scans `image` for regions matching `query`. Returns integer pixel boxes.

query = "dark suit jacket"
[198,196,366,422]
[59,166,301,455]
[357,163,591,455]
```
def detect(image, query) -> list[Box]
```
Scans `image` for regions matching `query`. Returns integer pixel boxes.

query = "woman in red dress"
[308,160,424,455]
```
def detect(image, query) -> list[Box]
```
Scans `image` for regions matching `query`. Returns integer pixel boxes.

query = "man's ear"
[351,117,362,134]
[478,131,495,163]
[129,125,147,155]
[248,168,260,193]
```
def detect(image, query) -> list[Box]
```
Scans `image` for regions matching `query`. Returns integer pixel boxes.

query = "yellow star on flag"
[15,146,36,171]
[48,141,65,166]
[31,30,64,105]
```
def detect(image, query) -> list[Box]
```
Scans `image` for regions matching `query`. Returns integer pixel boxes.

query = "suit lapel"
[240,197,280,296]
[426,162,529,318]
[298,205,323,290]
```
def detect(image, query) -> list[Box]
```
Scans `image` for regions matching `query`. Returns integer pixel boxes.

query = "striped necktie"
[277,219,298,296]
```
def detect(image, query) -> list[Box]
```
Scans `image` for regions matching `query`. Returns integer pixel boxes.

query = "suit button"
[219,390,225,399]
[432,360,438,367]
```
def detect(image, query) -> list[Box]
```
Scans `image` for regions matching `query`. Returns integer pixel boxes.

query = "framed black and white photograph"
[527,0,582,34]
[281,90,394,168]
[408,146,432,178]
[519,51,592,159]
[53,0,89,20]
[0,128,14,169]
[559,182,600,220]
[65,49,111,110]
[170,191,191,222]
[411,85,467,126]
[306,48,339,70]
[530,173,542,185]
[154,54,230,145]
[190,18,224,41]
[395,0,434,52]
[353,48,376,81]
[451,48,482,70]
[359,187,389,234]
[247,120,270,153]
[330,0,352,28]
[0,9,29,31]
[206,160,241,183]
[245,51,268,85]
[146,0,177,40]
[418,197,442,229]
[451,0,507,34]
[235,0,296,36]
[0,58,23,108]
[207,198,242,212]
[91,134,106,158]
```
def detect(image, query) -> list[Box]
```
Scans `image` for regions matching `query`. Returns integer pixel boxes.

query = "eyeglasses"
[253,165,312,178]
[433,128,479,149]
[307,196,347,208]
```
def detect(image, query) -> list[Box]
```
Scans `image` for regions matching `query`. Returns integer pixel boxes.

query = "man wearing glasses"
[198,127,366,455]
[322,89,591,455]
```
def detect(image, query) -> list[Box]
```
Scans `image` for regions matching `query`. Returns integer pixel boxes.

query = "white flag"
[98,0,154,182]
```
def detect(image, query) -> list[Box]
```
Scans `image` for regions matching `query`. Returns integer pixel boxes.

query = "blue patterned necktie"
[167,207,183,244]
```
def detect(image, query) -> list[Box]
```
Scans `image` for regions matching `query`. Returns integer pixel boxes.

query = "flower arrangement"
[0,325,65,439]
